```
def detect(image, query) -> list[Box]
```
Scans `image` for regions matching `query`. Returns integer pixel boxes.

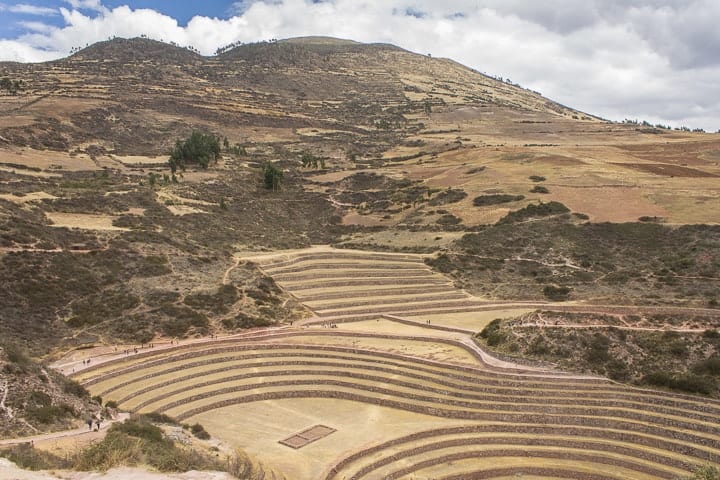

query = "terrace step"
[326,425,704,480]
[257,252,424,270]
[279,276,452,291]
[315,299,500,316]
[295,285,461,302]
[272,268,436,283]
[305,292,470,310]
[263,261,427,275]
[386,447,679,480]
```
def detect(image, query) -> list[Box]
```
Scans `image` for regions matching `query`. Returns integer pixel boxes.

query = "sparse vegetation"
[74,416,224,472]
[0,77,23,95]
[543,284,572,301]
[497,201,570,224]
[472,194,525,206]
[428,188,467,206]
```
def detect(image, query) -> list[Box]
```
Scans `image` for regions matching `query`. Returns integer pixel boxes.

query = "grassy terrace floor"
[65,247,720,479]
[74,328,720,480]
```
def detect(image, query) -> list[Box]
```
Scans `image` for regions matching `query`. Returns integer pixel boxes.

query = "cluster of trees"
[0,77,23,94]
[263,162,283,191]
[622,118,708,133]
[147,172,176,187]
[166,132,284,191]
[300,152,325,169]
[215,41,245,55]
[168,132,220,173]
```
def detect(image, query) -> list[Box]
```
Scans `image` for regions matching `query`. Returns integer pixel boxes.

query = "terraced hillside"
[72,325,720,479]
[68,247,720,479]
[248,246,545,327]
[248,246,720,330]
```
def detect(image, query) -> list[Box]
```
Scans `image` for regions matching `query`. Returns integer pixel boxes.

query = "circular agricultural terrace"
[72,248,720,480]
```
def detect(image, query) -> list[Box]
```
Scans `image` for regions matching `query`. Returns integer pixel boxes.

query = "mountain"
[0,36,592,156]
[0,38,719,450]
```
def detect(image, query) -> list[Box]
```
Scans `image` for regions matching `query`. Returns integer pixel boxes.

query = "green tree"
[301,152,318,168]
[263,162,283,191]
[168,131,220,173]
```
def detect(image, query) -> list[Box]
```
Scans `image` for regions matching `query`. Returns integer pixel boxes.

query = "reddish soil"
[612,162,719,178]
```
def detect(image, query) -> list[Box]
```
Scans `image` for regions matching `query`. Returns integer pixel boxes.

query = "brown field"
[612,162,720,178]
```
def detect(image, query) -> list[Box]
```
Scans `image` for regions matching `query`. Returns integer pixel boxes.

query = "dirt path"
[51,326,293,376]
[221,255,242,285]
[0,413,130,447]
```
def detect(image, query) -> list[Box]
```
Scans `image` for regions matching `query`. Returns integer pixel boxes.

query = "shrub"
[478,319,506,347]
[686,465,720,480]
[585,334,611,365]
[25,404,75,424]
[543,285,571,301]
[63,378,90,398]
[527,336,550,355]
[472,194,525,206]
[222,312,273,330]
[113,417,164,442]
[497,201,570,224]
[29,390,52,407]
[0,444,69,471]
[429,188,467,206]
[190,423,211,440]
[642,371,715,395]
[143,412,177,424]
[703,329,720,339]
[426,253,454,273]
[530,185,549,194]
[606,359,629,381]
[694,357,720,376]
[436,214,462,226]
[529,175,546,182]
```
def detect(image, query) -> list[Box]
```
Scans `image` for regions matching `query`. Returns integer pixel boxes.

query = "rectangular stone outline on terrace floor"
[279,424,337,449]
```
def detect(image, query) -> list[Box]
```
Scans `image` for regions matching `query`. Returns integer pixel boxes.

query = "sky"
[0,1,719,132]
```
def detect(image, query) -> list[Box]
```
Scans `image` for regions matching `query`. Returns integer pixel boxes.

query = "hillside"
[0,37,719,479]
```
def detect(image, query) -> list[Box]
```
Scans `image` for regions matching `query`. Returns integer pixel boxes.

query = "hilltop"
[0,36,592,155]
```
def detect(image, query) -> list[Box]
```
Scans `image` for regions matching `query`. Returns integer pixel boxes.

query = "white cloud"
[0,0,718,131]
[0,3,58,15]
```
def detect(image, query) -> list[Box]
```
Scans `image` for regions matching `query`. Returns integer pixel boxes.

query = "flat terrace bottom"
[279,424,337,449]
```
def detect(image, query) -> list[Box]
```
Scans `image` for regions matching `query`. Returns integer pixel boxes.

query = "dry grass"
[45,212,129,231]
